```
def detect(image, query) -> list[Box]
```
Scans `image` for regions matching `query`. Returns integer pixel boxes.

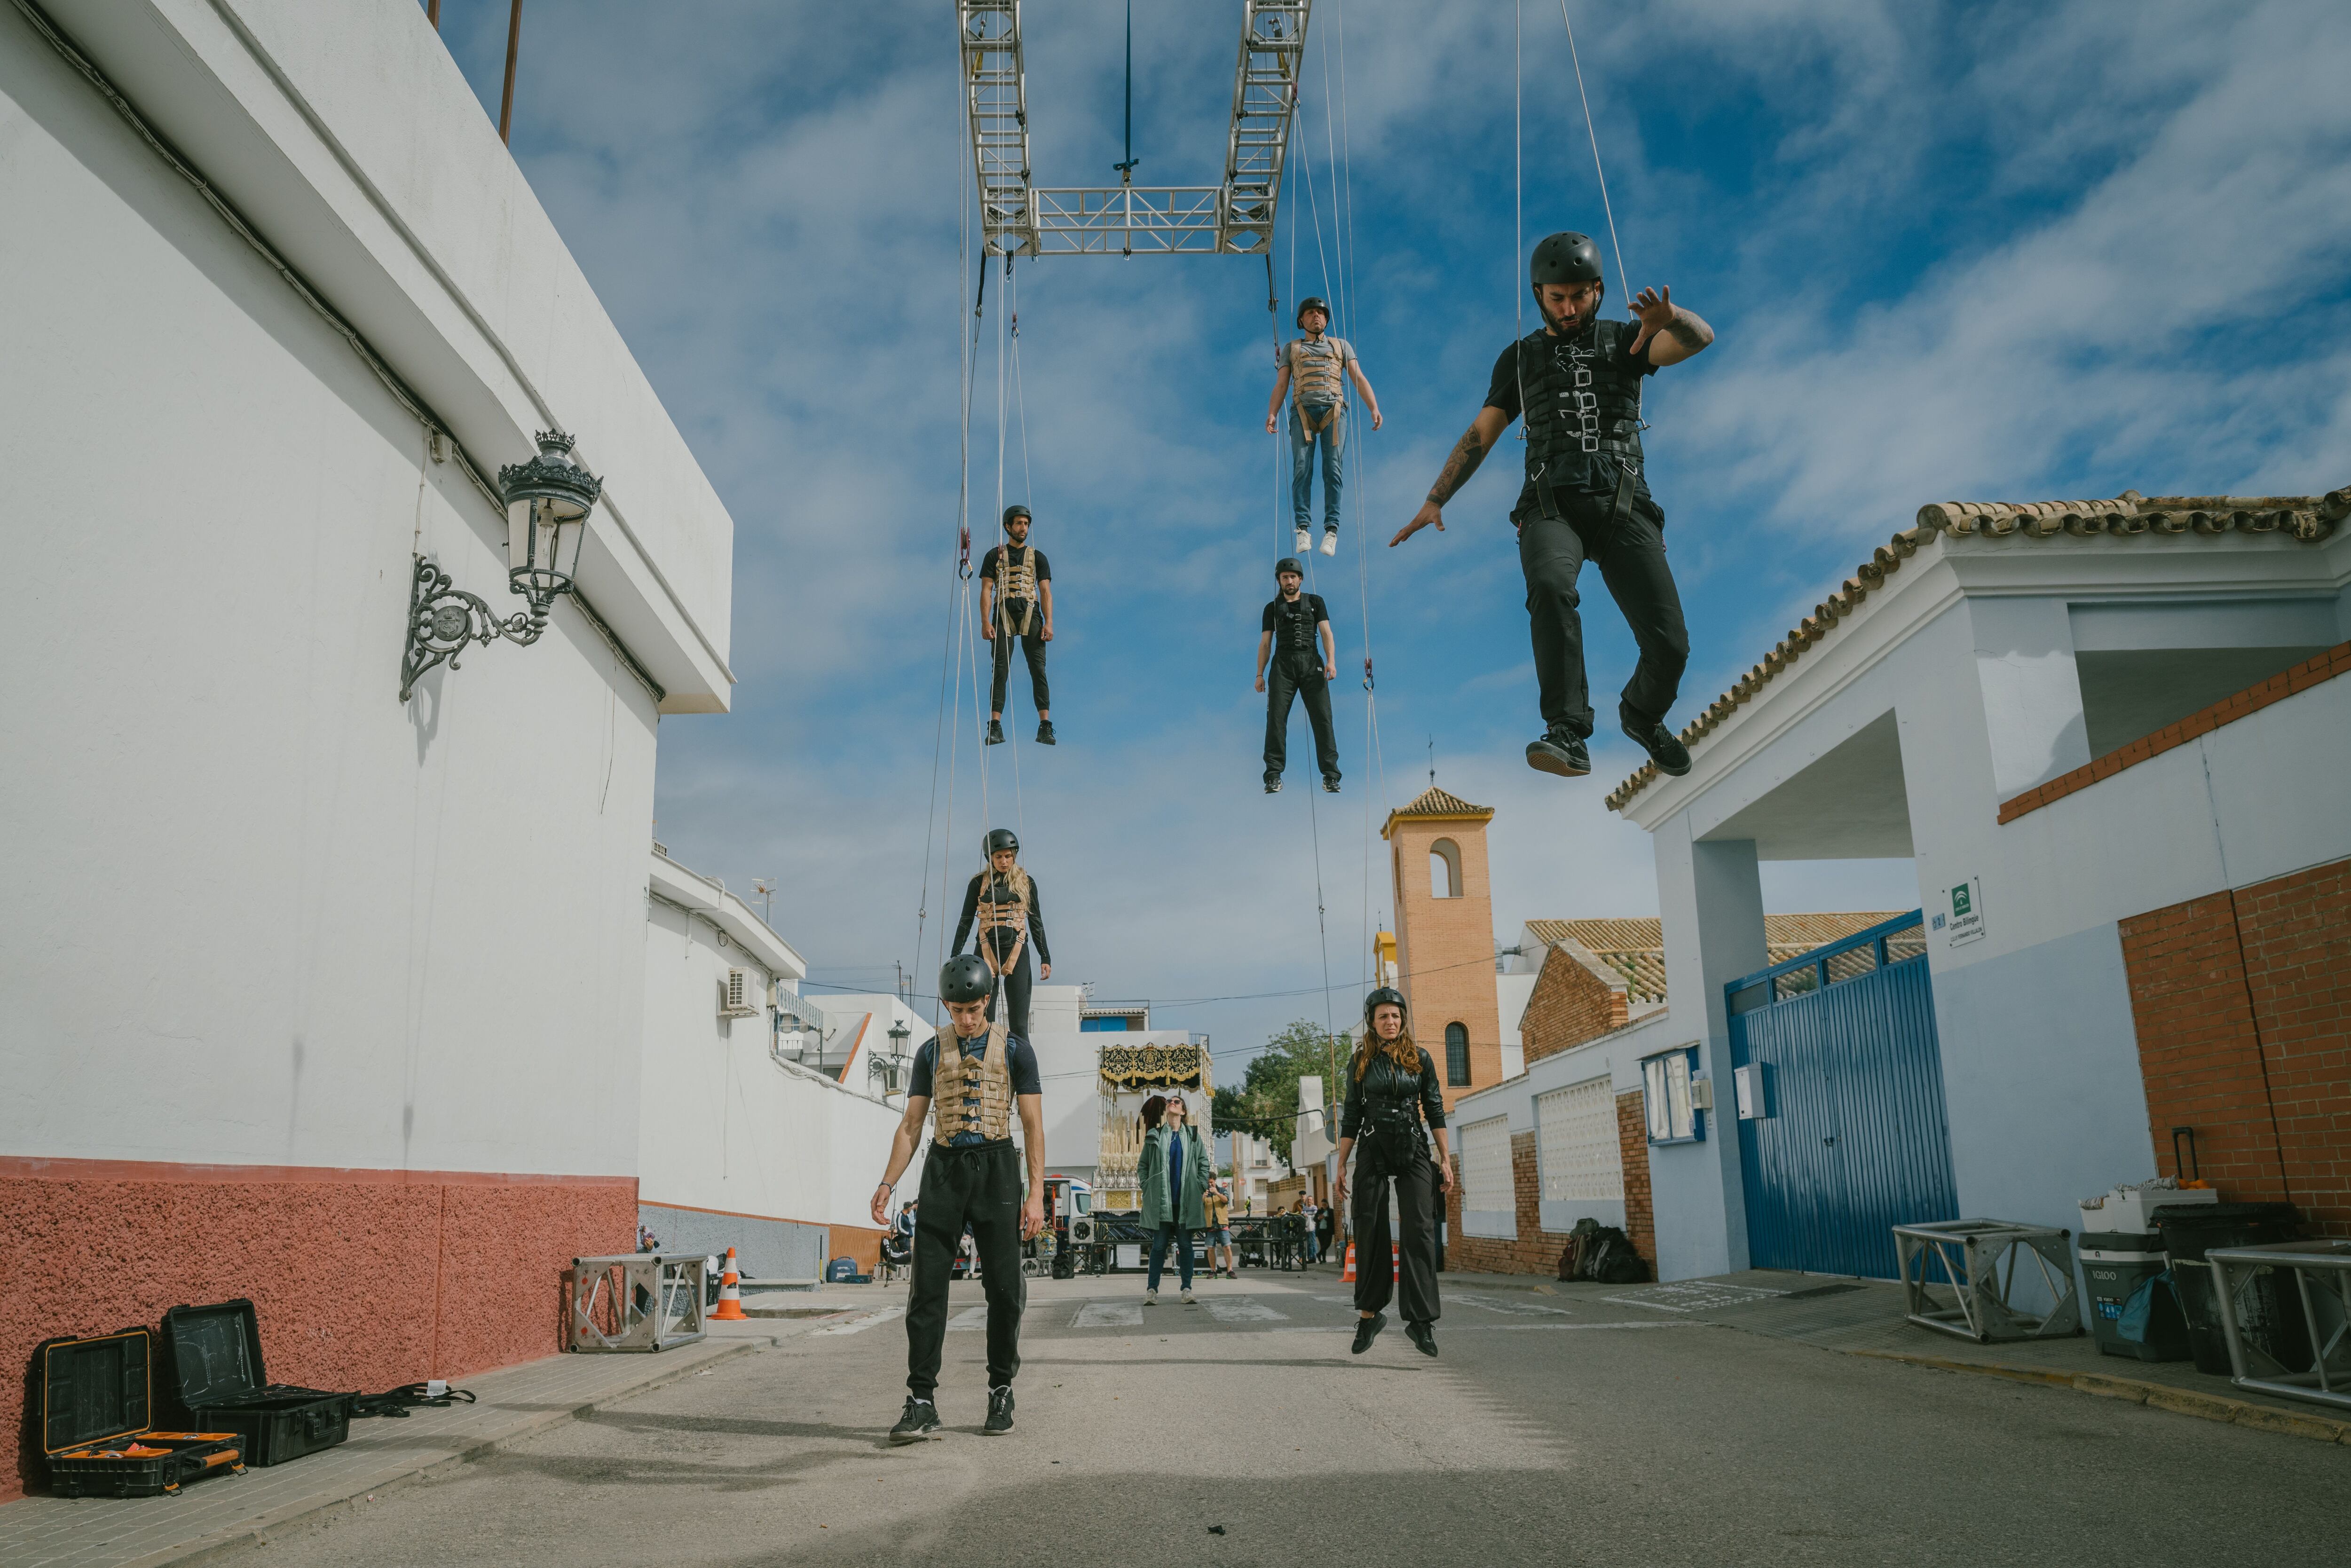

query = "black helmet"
[1530,231,1604,289]
[983,827,1019,858]
[1275,556,1305,579]
[939,953,994,1005]
[1364,986,1407,1024]
[1003,504,1031,526]
[1295,295,1331,327]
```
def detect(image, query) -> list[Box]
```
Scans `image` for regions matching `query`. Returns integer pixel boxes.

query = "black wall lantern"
[401,430,604,701]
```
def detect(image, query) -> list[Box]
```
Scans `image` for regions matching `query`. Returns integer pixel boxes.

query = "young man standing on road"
[1254,557,1341,795]
[1204,1177,1236,1279]
[1266,298,1382,557]
[1390,232,1715,781]
[870,955,1046,1442]
[979,504,1054,747]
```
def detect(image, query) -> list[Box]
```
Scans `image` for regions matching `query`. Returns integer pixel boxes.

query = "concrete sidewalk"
[0,1306,875,1568]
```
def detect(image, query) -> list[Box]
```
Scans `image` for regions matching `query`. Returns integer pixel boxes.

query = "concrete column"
[1969,597,2090,799]
[1651,818,1768,1280]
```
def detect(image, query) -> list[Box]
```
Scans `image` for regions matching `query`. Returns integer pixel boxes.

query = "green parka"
[1136,1122,1212,1230]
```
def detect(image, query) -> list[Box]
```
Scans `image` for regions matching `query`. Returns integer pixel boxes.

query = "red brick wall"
[1617,1092,1655,1265]
[2121,857,2351,1237]
[1521,948,1629,1066]
[1439,1111,1658,1276]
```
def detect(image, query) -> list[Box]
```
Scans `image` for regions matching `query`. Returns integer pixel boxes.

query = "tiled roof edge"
[1603,484,2350,813]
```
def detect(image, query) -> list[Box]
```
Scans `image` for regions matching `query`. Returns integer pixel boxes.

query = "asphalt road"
[247,1270,2341,1568]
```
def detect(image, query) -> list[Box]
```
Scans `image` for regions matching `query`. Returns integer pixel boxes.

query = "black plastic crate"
[39,1328,244,1498]
[160,1300,356,1467]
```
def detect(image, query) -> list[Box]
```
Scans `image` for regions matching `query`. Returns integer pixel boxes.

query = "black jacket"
[1341,1046,1446,1142]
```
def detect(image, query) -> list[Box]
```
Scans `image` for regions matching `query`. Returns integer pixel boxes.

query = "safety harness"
[1515,318,1645,525]
[993,545,1041,637]
[929,1023,1016,1146]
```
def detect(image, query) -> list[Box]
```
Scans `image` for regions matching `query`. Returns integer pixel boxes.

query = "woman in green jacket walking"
[1136,1092,1213,1305]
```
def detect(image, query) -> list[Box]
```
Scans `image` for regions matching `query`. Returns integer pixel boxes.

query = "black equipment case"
[160,1299,357,1467]
[39,1328,245,1498]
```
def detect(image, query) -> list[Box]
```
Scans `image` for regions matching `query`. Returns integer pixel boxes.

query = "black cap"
[1296,296,1331,327]
[1364,986,1407,1023]
[1003,504,1031,525]
[1530,231,1604,288]
[939,954,994,1005]
[984,827,1019,857]
[1276,556,1305,579]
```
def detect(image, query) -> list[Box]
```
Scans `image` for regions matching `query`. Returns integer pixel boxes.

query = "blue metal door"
[1727,913,1957,1279]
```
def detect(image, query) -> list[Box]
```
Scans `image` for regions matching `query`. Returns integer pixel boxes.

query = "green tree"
[1212,1018,1347,1165]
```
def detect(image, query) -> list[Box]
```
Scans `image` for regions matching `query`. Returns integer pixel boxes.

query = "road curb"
[1848,1349,2351,1446]
[129,1336,784,1568]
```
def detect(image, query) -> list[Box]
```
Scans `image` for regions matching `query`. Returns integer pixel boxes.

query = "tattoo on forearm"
[1428,426,1488,504]
[1665,311,1707,349]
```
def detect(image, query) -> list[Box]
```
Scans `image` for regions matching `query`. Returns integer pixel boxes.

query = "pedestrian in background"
[1136,1091,1212,1305]
[1300,1196,1321,1263]
[1314,1201,1334,1266]
[1205,1177,1236,1278]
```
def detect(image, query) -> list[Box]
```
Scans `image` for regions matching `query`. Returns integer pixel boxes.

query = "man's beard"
[1539,294,1598,334]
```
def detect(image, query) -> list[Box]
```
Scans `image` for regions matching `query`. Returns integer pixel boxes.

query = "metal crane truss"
[958,0,1313,258]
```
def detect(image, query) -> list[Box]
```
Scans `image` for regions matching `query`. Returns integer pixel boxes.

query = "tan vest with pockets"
[994,546,1041,636]
[929,1024,1016,1145]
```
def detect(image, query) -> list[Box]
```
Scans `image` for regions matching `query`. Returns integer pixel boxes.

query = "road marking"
[1071,1302,1144,1328]
[1602,1283,1786,1314]
[1203,1297,1289,1323]
[1452,1291,1577,1317]
[809,1304,906,1336]
[945,1306,990,1332]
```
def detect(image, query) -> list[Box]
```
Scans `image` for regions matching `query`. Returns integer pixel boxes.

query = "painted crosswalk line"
[1202,1297,1289,1323]
[1451,1291,1577,1316]
[944,1305,990,1332]
[1602,1282,1785,1314]
[1071,1301,1145,1328]
[809,1304,907,1335]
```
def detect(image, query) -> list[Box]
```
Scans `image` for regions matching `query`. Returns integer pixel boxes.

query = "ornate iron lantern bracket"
[400,555,552,701]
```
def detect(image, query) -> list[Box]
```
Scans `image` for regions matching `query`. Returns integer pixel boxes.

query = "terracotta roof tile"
[1528,912,1906,1005]
[1382,784,1495,838]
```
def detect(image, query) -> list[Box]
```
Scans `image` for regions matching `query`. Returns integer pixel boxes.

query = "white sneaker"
[1294,527,1311,553]
[1181,1288,1197,1305]
[1319,530,1338,556]
[1144,1288,1158,1306]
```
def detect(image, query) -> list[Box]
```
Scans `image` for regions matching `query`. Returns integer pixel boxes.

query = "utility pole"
[498,0,523,145]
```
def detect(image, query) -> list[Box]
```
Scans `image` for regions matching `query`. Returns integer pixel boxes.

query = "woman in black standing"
[1333,987,1453,1356]
[952,827,1050,1040]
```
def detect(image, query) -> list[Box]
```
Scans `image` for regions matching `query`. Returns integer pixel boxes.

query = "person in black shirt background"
[1334,986,1453,1357]
[1390,231,1715,781]
[979,505,1054,747]
[952,828,1049,1040]
[1254,557,1341,795]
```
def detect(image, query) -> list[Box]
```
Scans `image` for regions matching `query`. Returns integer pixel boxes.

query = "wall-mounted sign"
[1942,876,1986,946]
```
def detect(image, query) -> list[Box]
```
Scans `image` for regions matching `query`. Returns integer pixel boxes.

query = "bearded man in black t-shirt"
[1254,556,1340,794]
[1390,232,1715,781]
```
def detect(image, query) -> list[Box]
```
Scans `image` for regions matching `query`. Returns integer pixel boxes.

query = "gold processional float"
[1092,1040,1211,1213]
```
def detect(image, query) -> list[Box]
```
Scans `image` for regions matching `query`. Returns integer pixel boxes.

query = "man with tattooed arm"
[1390,232,1715,780]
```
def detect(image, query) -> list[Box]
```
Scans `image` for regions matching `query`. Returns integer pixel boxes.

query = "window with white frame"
[1537,1076,1622,1203]
[1460,1115,1515,1237]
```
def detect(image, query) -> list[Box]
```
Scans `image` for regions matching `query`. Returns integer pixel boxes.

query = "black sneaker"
[1350,1311,1387,1355]
[1406,1320,1438,1358]
[889,1397,942,1445]
[1621,717,1691,777]
[985,719,1004,747]
[1525,729,1591,778]
[1322,775,1341,793]
[1264,777,1282,794]
[1036,720,1056,746]
[983,1386,1015,1435]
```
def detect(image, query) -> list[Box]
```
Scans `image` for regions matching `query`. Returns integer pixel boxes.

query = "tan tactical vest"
[994,545,1041,636]
[929,1024,1016,1145]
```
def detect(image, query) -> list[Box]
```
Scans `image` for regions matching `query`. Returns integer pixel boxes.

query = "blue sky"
[433,0,2351,1065]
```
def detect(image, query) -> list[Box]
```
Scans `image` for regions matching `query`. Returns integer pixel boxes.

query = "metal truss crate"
[1895,1219,2083,1343]
[566,1253,708,1353]
[2208,1239,2351,1411]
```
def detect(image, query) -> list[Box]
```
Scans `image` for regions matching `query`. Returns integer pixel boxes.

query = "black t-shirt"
[1483,318,1658,503]
[908,1032,1044,1145]
[1262,591,1329,656]
[978,544,1051,597]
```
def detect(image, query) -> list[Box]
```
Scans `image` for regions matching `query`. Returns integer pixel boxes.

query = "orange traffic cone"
[1341,1242,1357,1282]
[710,1247,748,1321]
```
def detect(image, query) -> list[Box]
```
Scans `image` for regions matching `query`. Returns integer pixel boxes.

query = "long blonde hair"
[1352,1023,1419,1080]
[981,852,1032,908]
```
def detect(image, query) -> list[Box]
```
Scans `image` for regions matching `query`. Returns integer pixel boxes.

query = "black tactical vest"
[1514,319,1644,490]
[1271,595,1319,653]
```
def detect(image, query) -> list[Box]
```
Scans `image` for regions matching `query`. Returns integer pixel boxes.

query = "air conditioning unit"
[719,968,764,1019]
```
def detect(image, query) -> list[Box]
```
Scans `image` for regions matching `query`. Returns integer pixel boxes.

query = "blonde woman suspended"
[1333,986,1453,1356]
[952,827,1050,1040]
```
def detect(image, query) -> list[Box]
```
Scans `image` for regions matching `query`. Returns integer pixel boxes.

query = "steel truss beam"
[958,0,1312,258]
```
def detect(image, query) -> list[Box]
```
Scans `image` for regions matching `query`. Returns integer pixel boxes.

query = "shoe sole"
[1525,744,1591,778]
[1037,737,1056,746]
[983,1422,1013,1435]
[889,1427,942,1446]
[1621,727,1690,777]
[984,736,1003,747]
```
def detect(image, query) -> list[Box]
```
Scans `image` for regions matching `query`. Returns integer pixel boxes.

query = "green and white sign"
[1944,876,1986,946]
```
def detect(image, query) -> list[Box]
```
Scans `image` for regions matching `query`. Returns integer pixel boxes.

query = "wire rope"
[1558,0,1632,305]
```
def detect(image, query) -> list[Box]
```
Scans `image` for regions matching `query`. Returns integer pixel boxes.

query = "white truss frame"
[958,0,1313,258]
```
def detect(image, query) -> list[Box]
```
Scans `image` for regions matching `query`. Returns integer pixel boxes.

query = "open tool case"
[39,1328,245,1498]
[160,1299,355,1466]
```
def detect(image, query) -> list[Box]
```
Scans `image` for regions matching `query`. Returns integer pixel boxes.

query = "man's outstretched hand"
[1390,500,1446,547]
[1628,284,1675,355]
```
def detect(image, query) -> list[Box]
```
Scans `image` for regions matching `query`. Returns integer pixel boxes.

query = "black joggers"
[1264,648,1340,784]
[978,934,1033,1039]
[905,1141,1026,1400]
[991,620,1049,717]
[1350,1135,1442,1326]
[1516,489,1689,739]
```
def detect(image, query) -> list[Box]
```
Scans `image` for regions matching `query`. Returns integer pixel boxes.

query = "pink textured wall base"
[1,1159,634,1501]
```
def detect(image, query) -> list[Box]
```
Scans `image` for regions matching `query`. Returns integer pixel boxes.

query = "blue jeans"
[1289,402,1346,532]
[1146,1224,1195,1291]
[1303,1231,1320,1263]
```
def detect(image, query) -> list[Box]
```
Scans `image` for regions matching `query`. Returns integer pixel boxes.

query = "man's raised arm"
[1391,404,1510,547]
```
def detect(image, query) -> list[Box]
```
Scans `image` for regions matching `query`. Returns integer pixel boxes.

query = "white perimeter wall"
[0,1,731,1178]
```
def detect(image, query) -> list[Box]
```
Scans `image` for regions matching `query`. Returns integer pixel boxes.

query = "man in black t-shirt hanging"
[1254,556,1340,795]
[979,505,1055,747]
[1390,232,1715,781]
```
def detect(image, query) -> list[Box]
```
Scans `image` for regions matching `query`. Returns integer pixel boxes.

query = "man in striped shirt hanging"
[1265,297,1383,557]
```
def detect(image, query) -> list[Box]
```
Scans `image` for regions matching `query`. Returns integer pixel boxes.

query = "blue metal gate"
[1727,913,1957,1279]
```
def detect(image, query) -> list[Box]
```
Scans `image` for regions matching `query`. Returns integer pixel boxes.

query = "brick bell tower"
[1381,784,1504,1112]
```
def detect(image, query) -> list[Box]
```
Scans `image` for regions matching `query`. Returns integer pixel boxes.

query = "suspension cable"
[1559,0,1630,302]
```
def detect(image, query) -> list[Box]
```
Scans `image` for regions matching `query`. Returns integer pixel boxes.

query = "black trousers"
[991,615,1049,716]
[1350,1133,1442,1325]
[1263,649,1340,782]
[905,1141,1026,1398]
[978,933,1033,1040]
[1516,489,1689,738]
